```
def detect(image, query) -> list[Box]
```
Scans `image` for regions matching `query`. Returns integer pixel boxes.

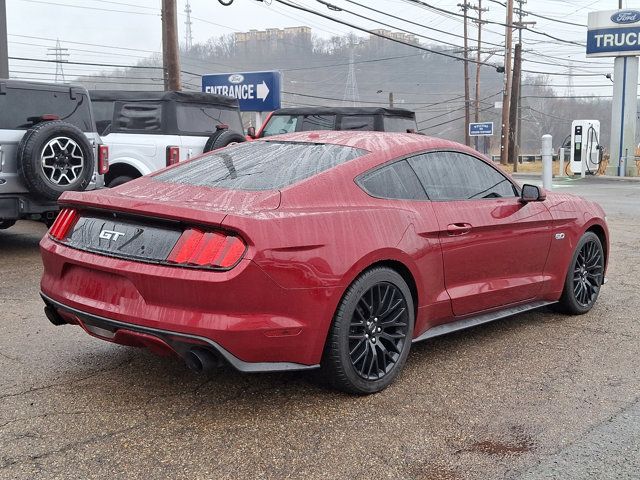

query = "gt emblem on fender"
[555,233,566,240]
[99,229,126,241]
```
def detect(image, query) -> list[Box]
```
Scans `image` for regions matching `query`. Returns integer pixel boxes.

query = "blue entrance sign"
[202,71,282,112]
[469,122,494,136]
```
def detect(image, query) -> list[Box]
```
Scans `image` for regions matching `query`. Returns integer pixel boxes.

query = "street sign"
[469,122,494,136]
[202,71,282,112]
[587,10,640,57]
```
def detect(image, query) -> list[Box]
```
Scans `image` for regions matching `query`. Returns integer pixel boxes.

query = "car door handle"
[446,223,472,236]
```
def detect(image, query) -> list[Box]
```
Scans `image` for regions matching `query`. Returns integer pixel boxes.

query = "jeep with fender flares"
[0,80,107,230]
[89,90,245,187]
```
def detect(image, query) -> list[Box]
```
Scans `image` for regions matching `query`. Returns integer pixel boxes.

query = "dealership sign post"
[588,10,640,176]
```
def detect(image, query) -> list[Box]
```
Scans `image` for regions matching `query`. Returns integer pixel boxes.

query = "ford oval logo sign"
[611,10,640,24]
[228,74,244,84]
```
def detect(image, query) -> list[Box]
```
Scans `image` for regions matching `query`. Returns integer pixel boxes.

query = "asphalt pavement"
[1,176,639,479]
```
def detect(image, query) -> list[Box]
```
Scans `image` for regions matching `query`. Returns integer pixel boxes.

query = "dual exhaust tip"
[183,348,224,372]
[44,304,223,372]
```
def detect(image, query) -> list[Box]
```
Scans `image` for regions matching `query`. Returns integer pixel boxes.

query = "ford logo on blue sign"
[611,10,640,24]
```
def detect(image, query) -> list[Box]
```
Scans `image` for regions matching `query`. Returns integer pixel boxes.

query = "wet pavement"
[1,176,639,479]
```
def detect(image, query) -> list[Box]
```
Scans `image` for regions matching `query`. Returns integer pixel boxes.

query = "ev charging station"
[587,10,640,177]
[570,120,601,175]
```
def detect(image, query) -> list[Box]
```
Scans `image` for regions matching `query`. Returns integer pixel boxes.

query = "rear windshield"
[0,87,94,131]
[153,141,367,191]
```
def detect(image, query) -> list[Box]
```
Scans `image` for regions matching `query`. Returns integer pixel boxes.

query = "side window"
[261,115,298,137]
[409,152,517,201]
[114,102,162,133]
[301,114,335,131]
[357,160,427,200]
[176,104,243,134]
[384,116,417,132]
[340,115,375,131]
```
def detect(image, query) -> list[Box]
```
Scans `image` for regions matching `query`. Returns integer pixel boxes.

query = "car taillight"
[166,228,247,269]
[166,146,180,167]
[49,208,78,240]
[98,145,109,175]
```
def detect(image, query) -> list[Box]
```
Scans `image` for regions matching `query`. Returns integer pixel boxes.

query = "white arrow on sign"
[257,81,270,101]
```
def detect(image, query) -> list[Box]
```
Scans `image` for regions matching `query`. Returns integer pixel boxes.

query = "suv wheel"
[17,120,95,201]
[203,129,246,153]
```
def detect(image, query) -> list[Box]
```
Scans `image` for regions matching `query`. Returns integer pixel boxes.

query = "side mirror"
[247,126,256,139]
[520,184,546,203]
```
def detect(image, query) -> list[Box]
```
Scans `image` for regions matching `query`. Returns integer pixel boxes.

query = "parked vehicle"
[40,131,608,394]
[89,90,245,187]
[247,107,418,139]
[0,80,107,229]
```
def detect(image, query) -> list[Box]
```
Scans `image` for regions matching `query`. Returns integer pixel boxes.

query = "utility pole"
[473,0,489,151]
[0,0,8,79]
[459,2,471,147]
[508,43,521,172]
[500,0,514,165]
[512,0,535,171]
[161,0,181,91]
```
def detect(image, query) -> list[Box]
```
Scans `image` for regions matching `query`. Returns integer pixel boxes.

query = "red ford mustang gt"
[40,132,609,394]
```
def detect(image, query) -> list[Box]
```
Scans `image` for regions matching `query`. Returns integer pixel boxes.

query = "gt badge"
[99,229,125,241]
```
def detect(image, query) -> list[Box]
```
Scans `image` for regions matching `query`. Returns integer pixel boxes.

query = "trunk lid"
[59,176,281,227]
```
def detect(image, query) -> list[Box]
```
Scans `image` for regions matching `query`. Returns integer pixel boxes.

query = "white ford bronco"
[90,91,245,187]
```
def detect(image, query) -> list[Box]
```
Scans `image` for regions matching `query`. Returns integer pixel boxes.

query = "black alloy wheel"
[322,267,415,394]
[348,283,410,380]
[556,231,605,315]
[572,238,604,307]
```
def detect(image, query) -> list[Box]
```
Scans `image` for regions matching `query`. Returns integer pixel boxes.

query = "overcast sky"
[5,0,635,94]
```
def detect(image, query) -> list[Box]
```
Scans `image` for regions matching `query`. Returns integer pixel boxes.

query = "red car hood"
[58,177,281,226]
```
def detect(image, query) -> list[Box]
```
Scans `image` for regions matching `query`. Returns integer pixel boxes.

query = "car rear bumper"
[41,293,319,373]
[40,235,339,368]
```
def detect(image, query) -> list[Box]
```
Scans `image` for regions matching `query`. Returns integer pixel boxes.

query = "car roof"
[88,90,239,108]
[264,131,462,157]
[271,107,416,118]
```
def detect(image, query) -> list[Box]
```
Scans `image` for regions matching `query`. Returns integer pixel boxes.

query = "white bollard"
[542,134,553,190]
[559,147,565,178]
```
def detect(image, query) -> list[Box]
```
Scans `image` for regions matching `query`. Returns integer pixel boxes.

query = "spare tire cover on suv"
[17,120,95,201]
[203,129,246,153]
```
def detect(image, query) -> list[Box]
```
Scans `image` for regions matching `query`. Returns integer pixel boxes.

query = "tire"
[556,232,605,315]
[107,175,135,188]
[203,129,246,153]
[0,220,16,230]
[17,120,95,201]
[322,267,415,394]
